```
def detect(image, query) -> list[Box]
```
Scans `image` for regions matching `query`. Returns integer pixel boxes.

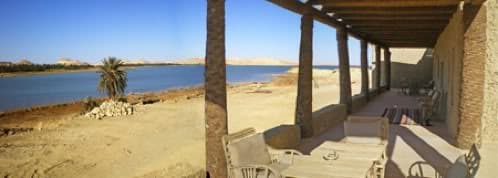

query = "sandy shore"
[0,68,366,177]
[0,68,99,78]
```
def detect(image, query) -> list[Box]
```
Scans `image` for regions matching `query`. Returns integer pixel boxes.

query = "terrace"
[296,91,463,178]
[203,0,497,177]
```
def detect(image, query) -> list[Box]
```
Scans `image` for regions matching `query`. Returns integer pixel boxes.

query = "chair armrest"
[267,147,303,164]
[274,149,304,155]
[408,161,449,178]
[232,164,281,178]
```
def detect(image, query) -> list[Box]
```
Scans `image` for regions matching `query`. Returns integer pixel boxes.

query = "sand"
[0,68,364,178]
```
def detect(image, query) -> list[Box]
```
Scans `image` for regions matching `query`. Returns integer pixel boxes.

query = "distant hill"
[175,58,296,66]
[16,59,33,65]
[57,58,89,66]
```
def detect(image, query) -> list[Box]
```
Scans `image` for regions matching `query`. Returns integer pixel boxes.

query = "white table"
[281,156,374,178]
[310,141,386,161]
[281,141,386,178]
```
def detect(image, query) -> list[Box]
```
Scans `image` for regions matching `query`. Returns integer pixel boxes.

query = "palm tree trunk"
[205,0,228,177]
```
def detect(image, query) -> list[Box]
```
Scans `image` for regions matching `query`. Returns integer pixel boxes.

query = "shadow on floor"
[296,90,462,177]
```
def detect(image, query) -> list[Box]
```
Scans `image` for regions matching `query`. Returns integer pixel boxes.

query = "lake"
[0,65,338,111]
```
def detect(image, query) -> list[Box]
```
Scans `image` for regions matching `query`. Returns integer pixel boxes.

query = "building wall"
[482,0,498,146]
[430,2,498,176]
[456,2,488,149]
[432,7,464,139]
[478,0,498,176]
[388,48,433,89]
[433,1,498,176]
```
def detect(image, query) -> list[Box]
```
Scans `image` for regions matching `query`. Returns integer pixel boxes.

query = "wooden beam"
[373,34,440,38]
[338,15,451,21]
[267,0,386,46]
[384,48,391,89]
[355,24,446,29]
[351,23,448,28]
[316,0,461,7]
[384,39,437,43]
[360,40,369,101]
[337,27,352,113]
[374,46,381,90]
[388,43,435,47]
[357,29,442,33]
[324,6,456,15]
[346,19,449,25]
[295,13,314,138]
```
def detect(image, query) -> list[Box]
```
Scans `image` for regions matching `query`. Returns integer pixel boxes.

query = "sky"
[0,0,365,65]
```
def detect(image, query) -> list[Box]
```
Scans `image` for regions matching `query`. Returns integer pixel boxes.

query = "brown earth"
[0,68,365,178]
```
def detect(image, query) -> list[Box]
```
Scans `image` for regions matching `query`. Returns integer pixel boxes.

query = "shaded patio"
[203,0,495,177]
[297,91,464,178]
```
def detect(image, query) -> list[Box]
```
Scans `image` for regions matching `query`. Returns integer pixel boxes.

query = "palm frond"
[97,57,127,100]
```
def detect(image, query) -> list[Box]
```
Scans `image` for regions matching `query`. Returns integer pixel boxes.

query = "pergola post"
[337,27,353,113]
[360,40,369,101]
[295,11,314,138]
[384,47,391,90]
[374,45,381,91]
[204,0,227,177]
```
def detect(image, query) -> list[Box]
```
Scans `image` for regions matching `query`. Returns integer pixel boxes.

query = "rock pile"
[85,100,134,119]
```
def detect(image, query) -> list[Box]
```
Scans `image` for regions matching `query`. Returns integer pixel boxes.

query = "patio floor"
[298,90,465,178]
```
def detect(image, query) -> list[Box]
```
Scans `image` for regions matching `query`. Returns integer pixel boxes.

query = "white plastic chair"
[408,144,481,178]
[344,116,389,178]
[222,128,303,178]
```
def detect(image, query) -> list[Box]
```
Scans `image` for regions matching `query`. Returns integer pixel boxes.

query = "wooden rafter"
[267,0,386,46]
[315,0,461,7]
[323,6,456,15]
[265,0,468,48]
[337,15,451,21]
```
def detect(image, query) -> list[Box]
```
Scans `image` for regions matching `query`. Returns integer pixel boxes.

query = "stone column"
[384,47,391,90]
[205,0,227,177]
[337,27,352,113]
[295,12,314,138]
[360,40,369,101]
[374,45,381,91]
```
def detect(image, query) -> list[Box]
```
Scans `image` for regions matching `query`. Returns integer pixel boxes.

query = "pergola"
[203,0,484,177]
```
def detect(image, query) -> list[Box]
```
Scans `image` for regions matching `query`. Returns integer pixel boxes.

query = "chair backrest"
[427,89,435,97]
[431,91,440,104]
[222,128,272,169]
[446,144,481,178]
[465,144,481,177]
[344,116,389,145]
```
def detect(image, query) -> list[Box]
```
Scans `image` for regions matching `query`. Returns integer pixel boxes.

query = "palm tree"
[97,57,127,100]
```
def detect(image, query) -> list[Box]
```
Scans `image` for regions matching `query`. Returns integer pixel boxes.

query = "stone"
[7,130,15,136]
[84,100,134,120]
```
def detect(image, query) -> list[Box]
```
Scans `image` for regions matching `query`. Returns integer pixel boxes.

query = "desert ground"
[0,68,364,178]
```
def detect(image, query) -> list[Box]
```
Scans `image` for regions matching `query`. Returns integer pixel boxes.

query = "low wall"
[263,104,347,148]
[351,94,368,113]
[263,92,388,149]
[311,104,347,136]
[369,88,379,98]
[263,124,301,149]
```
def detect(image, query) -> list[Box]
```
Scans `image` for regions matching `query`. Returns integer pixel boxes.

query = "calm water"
[0,65,338,111]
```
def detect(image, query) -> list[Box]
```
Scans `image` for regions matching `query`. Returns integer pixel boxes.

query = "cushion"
[227,133,272,167]
[344,120,382,145]
[446,155,468,178]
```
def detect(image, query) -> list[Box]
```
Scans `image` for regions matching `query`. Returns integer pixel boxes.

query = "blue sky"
[0,0,365,65]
